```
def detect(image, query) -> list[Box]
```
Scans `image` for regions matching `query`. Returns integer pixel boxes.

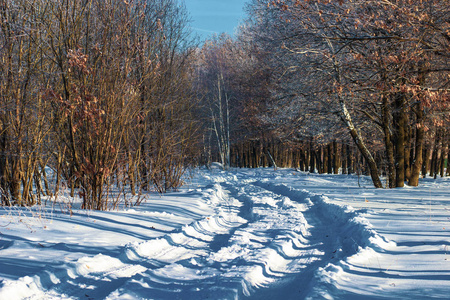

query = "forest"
[0,0,449,210]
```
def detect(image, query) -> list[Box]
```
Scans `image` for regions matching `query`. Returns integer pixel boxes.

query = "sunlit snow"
[0,168,449,299]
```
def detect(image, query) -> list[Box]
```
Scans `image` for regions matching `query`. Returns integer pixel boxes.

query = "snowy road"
[113,174,384,299]
[1,169,449,299]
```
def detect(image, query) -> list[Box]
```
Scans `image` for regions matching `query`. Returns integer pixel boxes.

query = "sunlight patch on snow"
[0,275,69,300]
[0,276,44,300]
[74,254,146,279]
[369,234,397,250]
[127,238,207,263]
[242,265,275,296]
[209,243,251,262]
[151,263,217,281]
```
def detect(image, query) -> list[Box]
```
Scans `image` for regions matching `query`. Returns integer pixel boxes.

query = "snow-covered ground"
[0,168,449,299]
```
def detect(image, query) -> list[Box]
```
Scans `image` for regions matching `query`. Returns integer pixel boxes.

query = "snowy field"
[0,167,449,299]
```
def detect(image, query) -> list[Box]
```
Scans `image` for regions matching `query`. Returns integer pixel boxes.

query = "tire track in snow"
[250,180,395,299]
[58,179,318,299]
[113,178,324,299]
[6,174,391,300]
[208,181,321,298]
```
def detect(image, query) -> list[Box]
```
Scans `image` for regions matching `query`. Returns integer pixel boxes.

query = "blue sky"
[183,0,247,41]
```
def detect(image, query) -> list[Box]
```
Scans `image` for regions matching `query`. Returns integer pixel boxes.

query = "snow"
[1,168,449,299]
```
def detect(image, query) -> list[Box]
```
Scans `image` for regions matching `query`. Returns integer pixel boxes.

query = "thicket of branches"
[0,0,200,209]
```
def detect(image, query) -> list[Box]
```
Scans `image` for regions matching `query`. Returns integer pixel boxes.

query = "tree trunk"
[422,145,430,178]
[409,104,424,186]
[305,149,310,172]
[340,100,383,188]
[431,132,441,179]
[322,146,328,174]
[333,141,339,174]
[342,144,347,174]
[404,125,412,183]
[317,147,324,174]
[430,148,437,179]
[348,144,354,174]
[309,144,315,173]
[327,143,333,174]
[447,150,450,177]
[439,143,447,177]
[393,93,407,187]
[239,142,244,168]
[381,96,396,188]
[299,148,305,171]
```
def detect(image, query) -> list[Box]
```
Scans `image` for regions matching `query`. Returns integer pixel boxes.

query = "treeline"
[0,0,199,209]
[212,139,449,180]
[197,0,449,188]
